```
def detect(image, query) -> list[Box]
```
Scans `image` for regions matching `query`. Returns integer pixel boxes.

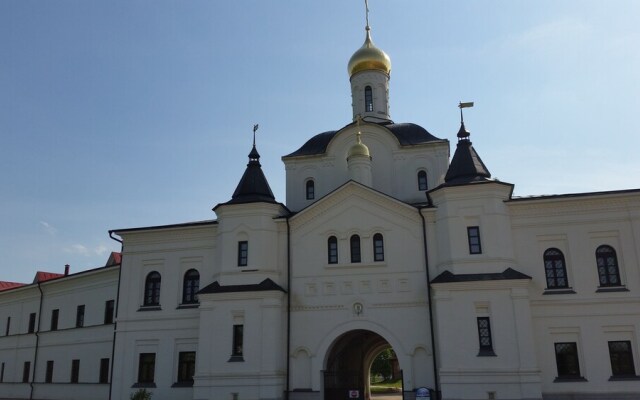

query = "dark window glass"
[544,248,569,289]
[350,235,361,263]
[232,325,244,357]
[50,309,59,331]
[418,170,428,191]
[99,358,110,384]
[555,342,581,378]
[328,236,338,264]
[1,362,5,383]
[5,316,9,336]
[177,351,196,384]
[137,353,156,383]
[596,245,621,287]
[45,360,54,383]
[373,233,384,262]
[306,180,315,200]
[104,300,115,324]
[182,269,200,304]
[28,312,36,333]
[477,317,495,355]
[467,226,482,254]
[365,86,373,112]
[22,361,30,383]
[238,241,248,267]
[143,272,161,306]
[76,305,85,328]
[609,341,636,376]
[70,359,80,383]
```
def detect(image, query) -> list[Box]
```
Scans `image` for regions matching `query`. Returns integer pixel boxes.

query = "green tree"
[370,348,394,381]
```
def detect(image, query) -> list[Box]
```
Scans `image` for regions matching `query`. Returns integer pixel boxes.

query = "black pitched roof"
[224,145,276,205]
[198,278,286,294]
[283,121,442,158]
[431,268,532,284]
[443,122,491,185]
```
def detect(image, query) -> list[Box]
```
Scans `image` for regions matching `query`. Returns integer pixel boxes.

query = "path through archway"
[323,330,402,400]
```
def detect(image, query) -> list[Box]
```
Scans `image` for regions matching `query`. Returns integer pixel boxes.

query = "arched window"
[144,271,161,306]
[543,248,568,289]
[306,180,315,200]
[596,245,621,286]
[365,86,373,112]
[182,269,200,304]
[327,236,338,264]
[350,235,361,263]
[373,233,384,261]
[418,170,428,191]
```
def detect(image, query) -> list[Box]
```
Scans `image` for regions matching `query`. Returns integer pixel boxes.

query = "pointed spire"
[225,128,276,205]
[444,104,491,184]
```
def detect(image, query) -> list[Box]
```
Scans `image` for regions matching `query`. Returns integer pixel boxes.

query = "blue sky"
[1,1,639,283]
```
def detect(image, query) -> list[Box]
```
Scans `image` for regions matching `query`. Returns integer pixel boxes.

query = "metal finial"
[458,101,474,124]
[252,124,259,147]
[364,0,370,29]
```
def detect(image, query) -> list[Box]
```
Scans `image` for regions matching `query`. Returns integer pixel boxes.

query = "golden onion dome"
[348,27,391,77]
[348,132,371,159]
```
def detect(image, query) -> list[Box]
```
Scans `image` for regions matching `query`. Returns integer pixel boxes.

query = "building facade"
[1,17,640,400]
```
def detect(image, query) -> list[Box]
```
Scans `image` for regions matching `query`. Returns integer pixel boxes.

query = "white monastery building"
[1,14,640,400]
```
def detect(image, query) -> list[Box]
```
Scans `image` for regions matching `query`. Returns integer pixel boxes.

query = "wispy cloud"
[94,244,108,256]
[63,243,111,258]
[39,221,57,236]
[64,244,90,256]
[505,17,591,52]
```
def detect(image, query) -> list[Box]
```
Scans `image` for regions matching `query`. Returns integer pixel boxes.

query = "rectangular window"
[232,324,244,357]
[70,359,80,383]
[45,360,54,383]
[104,300,115,324]
[237,241,248,266]
[99,358,110,384]
[1,362,4,383]
[5,316,10,336]
[22,361,30,383]
[554,342,581,379]
[76,305,85,328]
[609,341,637,377]
[177,351,196,384]
[467,226,482,254]
[28,312,36,333]
[50,309,59,331]
[477,317,495,356]
[137,353,156,384]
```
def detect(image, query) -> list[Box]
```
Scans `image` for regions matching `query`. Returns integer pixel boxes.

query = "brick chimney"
[64,264,70,276]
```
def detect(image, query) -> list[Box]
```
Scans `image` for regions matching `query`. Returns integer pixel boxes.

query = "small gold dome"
[348,28,391,77]
[348,132,371,159]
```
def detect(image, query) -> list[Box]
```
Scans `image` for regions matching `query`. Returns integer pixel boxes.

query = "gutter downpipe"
[419,206,440,398]
[108,231,124,400]
[30,282,44,400]
[285,217,291,400]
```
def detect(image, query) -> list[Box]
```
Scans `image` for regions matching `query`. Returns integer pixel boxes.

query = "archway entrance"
[323,330,402,400]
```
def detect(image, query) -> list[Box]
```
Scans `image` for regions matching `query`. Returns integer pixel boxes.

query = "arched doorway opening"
[323,329,402,400]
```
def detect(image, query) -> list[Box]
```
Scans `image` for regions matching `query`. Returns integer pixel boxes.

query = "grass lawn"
[370,378,402,393]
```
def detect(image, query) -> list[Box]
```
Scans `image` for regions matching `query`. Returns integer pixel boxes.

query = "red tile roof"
[33,271,64,284]
[0,281,26,292]
[108,252,122,266]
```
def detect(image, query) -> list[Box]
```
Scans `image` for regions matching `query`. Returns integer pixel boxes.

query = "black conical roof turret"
[444,122,491,185]
[226,145,276,205]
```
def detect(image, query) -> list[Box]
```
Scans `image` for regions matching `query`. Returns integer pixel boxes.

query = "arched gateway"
[323,330,402,400]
